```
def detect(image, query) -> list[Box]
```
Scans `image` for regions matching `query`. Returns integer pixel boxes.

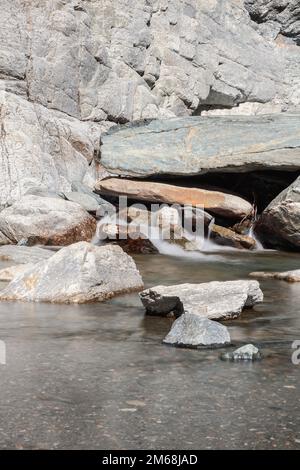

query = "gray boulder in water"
[140,280,263,320]
[255,176,300,250]
[0,242,144,303]
[220,344,262,361]
[163,314,231,349]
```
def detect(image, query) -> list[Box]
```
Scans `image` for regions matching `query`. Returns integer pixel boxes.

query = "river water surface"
[0,249,300,449]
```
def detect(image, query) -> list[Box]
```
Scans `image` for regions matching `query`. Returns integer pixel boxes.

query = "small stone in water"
[220,344,262,361]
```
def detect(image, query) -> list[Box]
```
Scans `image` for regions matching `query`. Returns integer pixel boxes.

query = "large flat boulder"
[0,242,144,303]
[0,195,97,246]
[140,280,263,320]
[95,178,253,219]
[255,176,300,250]
[100,115,300,177]
[163,314,231,349]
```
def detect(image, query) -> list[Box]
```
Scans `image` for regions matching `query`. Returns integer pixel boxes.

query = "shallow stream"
[0,249,299,449]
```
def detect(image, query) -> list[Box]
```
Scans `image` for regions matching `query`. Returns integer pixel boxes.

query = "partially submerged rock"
[100,115,300,177]
[95,178,253,219]
[0,195,97,246]
[211,224,256,250]
[255,176,300,250]
[250,270,300,282]
[163,314,231,349]
[220,344,262,361]
[140,280,263,320]
[0,242,144,303]
[0,245,53,264]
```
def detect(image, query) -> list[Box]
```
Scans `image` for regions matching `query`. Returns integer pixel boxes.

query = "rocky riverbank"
[0,0,300,351]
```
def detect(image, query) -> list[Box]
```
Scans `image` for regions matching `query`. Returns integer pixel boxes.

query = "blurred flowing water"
[0,249,300,449]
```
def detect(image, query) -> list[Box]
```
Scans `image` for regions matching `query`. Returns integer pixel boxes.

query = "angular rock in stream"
[220,344,261,361]
[250,270,300,282]
[255,176,300,250]
[163,314,231,349]
[100,115,300,177]
[0,196,97,246]
[95,178,253,219]
[0,242,144,303]
[140,280,263,320]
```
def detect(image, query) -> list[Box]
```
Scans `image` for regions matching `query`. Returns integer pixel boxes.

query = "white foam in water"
[149,227,208,259]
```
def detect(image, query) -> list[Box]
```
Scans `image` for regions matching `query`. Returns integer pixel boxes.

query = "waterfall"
[92,208,265,258]
[249,226,264,251]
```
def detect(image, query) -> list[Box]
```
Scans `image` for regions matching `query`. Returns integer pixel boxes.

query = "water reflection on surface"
[0,250,299,449]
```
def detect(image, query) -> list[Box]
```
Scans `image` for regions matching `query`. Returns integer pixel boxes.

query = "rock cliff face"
[1,0,300,207]
[245,0,300,45]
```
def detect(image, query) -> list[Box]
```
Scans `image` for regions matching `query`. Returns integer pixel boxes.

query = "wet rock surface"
[0,242,144,303]
[163,314,231,349]
[140,280,263,320]
[211,224,256,250]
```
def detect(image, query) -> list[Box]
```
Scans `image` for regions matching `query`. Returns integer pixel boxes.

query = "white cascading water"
[249,226,264,251]
[93,213,223,259]
[92,211,265,258]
